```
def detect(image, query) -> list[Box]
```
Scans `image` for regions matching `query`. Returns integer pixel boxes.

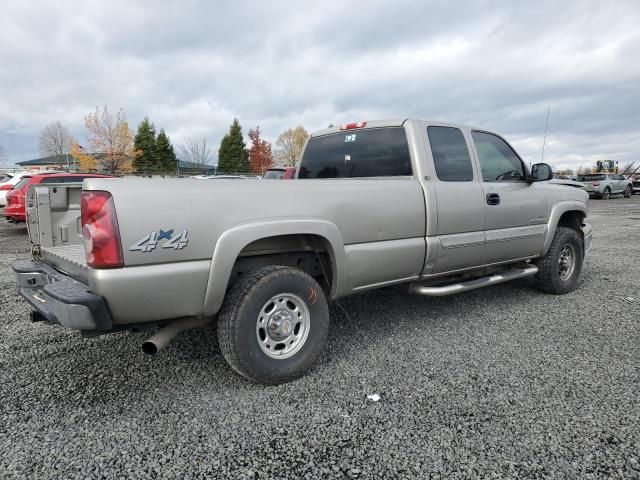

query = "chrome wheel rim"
[558,244,575,281]
[256,293,310,359]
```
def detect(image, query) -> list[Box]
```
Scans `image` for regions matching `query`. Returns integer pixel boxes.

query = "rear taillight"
[81,191,123,268]
[0,184,12,191]
[593,182,600,186]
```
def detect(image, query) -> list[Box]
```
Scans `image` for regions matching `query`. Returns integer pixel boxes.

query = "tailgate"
[40,244,88,281]
[27,184,88,280]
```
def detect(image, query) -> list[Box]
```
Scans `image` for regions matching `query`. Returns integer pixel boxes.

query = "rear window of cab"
[298,127,412,179]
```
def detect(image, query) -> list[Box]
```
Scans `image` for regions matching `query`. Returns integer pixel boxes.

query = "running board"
[409,265,538,297]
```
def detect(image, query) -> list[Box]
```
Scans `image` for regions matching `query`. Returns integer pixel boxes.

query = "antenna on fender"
[541,106,550,163]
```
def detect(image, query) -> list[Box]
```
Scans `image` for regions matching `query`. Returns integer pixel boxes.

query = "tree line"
[36,105,311,175]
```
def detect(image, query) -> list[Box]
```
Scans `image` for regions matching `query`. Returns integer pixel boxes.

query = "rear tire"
[217,265,329,384]
[534,227,583,294]
[602,187,611,200]
[624,185,632,198]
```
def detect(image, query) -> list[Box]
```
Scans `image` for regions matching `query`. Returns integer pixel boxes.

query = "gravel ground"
[1,197,639,479]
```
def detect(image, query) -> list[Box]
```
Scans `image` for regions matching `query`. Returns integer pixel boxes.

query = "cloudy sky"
[1,0,639,171]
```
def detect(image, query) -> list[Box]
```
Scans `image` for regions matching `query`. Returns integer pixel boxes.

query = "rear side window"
[298,127,412,179]
[41,176,69,184]
[13,177,32,189]
[472,131,525,182]
[41,176,96,184]
[427,126,474,181]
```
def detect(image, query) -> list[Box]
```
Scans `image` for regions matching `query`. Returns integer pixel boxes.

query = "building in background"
[16,154,78,171]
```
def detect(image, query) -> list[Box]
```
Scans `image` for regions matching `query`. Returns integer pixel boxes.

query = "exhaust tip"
[142,341,158,355]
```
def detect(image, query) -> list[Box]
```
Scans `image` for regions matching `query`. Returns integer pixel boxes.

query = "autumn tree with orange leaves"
[275,125,309,167]
[84,105,140,173]
[248,126,273,175]
[69,141,97,171]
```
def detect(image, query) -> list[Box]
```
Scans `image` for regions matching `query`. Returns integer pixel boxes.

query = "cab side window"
[427,126,474,181]
[472,131,525,182]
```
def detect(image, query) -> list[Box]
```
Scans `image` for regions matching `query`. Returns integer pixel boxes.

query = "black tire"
[624,185,632,198]
[534,227,583,294]
[217,265,329,384]
[602,187,611,200]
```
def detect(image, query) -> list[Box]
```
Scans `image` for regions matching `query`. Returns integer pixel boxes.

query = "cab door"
[470,131,548,265]
[425,126,485,273]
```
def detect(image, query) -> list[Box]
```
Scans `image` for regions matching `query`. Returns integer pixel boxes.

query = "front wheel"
[534,227,583,294]
[217,265,329,384]
[624,185,632,198]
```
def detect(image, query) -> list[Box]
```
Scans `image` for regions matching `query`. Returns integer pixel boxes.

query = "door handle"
[486,193,500,205]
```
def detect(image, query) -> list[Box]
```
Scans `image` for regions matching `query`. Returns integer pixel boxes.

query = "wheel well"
[557,210,585,232]
[230,234,335,294]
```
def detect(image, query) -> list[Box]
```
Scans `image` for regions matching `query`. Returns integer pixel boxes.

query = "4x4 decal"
[129,229,188,252]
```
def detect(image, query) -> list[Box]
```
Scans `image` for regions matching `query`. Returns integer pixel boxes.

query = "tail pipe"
[142,316,213,355]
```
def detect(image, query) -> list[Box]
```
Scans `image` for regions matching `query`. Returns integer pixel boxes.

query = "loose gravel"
[1,197,639,479]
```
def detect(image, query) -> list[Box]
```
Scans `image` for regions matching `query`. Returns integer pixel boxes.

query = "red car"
[4,172,112,222]
[263,167,296,179]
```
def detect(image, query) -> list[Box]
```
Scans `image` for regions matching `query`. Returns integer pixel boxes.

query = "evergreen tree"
[218,118,249,173]
[133,117,157,172]
[155,129,177,173]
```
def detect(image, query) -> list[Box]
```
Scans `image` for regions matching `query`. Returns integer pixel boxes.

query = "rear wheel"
[602,187,611,200]
[534,227,583,294]
[217,265,329,384]
[624,185,632,198]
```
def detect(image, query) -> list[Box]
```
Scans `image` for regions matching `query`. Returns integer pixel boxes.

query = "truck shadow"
[7,275,568,411]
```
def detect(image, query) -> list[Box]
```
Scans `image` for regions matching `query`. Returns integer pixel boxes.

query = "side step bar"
[409,265,538,297]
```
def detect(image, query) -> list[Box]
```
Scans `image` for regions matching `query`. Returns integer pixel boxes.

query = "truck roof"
[310,118,488,137]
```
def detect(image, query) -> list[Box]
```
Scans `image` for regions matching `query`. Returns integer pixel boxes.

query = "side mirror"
[530,163,553,182]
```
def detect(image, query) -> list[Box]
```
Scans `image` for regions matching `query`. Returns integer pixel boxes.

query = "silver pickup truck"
[13,119,592,384]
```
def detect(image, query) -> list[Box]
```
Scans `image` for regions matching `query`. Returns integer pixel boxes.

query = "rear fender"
[202,219,346,316]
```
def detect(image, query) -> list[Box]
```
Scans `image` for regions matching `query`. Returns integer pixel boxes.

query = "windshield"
[578,174,605,181]
[263,170,285,179]
[298,127,412,179]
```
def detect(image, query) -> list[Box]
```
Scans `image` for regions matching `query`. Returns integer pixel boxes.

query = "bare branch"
[178,138,211,167]
[39,121,71,161]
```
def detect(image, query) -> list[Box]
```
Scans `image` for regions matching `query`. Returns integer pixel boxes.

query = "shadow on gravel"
[8,277,543,407]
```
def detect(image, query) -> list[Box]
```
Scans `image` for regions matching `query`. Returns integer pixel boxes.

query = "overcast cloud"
[1,0,639,170]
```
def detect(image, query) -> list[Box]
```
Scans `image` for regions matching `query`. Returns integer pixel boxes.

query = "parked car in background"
[3,172,111,222]
[577,173,632,199]
[263,167,296,179]
[630,174,640,194]
[0,172,38,207]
